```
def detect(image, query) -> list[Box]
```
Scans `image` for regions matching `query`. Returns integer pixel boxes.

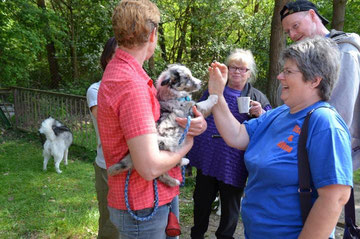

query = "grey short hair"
[225,48,257,83]
[281,36,340,101]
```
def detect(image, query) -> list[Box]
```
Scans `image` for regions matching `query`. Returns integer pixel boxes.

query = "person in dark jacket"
[188,48,271,239]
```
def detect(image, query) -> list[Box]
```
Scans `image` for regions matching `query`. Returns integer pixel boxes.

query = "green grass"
[0,129,198,238]
[179,170,197,225]
[354,169,360,184]
[0,129,98,238]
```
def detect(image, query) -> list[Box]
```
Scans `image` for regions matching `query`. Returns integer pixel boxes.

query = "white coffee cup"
[237,96,251,113]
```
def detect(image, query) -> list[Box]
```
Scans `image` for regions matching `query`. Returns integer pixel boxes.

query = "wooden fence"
[0,87,96,149]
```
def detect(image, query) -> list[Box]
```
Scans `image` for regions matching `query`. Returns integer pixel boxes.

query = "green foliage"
[154,0,275,94]
[354,169,360,184]
[62,0,117,81]
[0,0,43,87]
[344,0,360,34]
[58,76,103,96]
[1,0,360,96]
[0,0,117,92]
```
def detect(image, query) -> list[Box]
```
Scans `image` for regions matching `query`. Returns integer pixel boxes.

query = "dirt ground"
[180,184,360,239]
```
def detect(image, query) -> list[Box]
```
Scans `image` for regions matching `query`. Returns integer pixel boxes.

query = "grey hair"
[225,48,257,83]
[281,36,340,101]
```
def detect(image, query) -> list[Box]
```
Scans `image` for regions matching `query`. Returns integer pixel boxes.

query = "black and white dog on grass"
[39,117,73,174]
[107,64,218,186]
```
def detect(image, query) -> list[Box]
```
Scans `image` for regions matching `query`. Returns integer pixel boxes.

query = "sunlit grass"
[179,169,196,225]
[0,130,98,238]
[354,169,360,184]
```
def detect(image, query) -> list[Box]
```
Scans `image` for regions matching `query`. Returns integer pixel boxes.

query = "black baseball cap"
[280,0,329,26]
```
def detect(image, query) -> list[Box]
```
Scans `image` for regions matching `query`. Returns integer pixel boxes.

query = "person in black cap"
[278,0,360,172]
[280,0,329,27]
[280,0,329,41]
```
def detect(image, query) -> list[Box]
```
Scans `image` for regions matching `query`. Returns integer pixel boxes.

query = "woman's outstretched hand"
[208,61,228,96]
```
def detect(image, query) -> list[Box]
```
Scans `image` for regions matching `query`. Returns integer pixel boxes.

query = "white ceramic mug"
[237,96,251,113]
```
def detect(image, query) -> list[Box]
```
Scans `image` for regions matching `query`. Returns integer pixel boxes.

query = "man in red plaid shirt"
[97,1,207,238]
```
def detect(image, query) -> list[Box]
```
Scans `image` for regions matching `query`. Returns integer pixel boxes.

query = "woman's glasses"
[281,68,302,76]
[228,66,250,73]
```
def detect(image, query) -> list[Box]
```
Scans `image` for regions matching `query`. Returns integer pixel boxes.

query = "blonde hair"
[112,0,160,48]
[226,48,257,83]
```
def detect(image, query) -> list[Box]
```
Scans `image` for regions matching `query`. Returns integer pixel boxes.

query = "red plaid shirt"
[97,49,181,210]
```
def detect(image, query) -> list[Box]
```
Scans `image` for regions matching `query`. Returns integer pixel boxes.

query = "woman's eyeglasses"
[282,69,302,76]
[228,66,250,73]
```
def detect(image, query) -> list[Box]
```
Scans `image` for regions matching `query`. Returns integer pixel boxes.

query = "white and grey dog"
[39,117,73,173]
[107,64,218,186]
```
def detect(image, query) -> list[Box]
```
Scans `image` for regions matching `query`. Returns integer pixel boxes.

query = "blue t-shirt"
[242,101,352,239]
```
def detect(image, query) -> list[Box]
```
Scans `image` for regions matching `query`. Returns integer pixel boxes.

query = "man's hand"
[176,106,207,136]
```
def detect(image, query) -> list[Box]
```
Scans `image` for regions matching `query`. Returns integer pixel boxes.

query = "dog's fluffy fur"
[39,117,73,173]
[107,64,218,186]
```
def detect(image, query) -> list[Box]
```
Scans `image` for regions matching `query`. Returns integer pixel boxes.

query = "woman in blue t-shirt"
[208,36,352,239]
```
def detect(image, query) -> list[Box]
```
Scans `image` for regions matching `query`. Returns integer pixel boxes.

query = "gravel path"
[180,184,360,239]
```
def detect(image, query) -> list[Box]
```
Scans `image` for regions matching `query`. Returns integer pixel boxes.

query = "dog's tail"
[39,117,57,141]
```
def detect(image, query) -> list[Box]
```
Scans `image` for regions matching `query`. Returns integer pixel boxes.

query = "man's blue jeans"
[108,196,178,239]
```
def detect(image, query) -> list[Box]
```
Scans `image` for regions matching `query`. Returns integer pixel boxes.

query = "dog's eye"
[173,72,181,83]
[161,78,171,86]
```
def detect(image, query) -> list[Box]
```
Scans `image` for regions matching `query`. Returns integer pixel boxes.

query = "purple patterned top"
[187,85,271,188]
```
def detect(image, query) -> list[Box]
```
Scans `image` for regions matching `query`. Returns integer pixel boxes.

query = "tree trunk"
[176,19,188,63]
[266,0,290,106]
[254,0,260,13]
[46,42,61,88]
[176,3,191,63]
[189,4,207,63]
[69,6,79,80]
[190,5,198,63]
[158,23,167,62]
[332,0,347,31]
[148,56,155,77]
[176,20,188,63]
[37,0,61,89]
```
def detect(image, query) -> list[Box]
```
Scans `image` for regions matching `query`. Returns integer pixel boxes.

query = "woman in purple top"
[188,49,272,239]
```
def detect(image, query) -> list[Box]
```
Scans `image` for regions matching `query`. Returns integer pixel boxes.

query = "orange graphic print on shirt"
[288,135,294,142]
[277,125,301,153]
[293,125,301,134]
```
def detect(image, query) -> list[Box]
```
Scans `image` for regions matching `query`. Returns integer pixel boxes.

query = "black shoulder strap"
[345,187,356,228]
[298,106,356,225]
[329,29,346,39]
[297,107,316,224]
